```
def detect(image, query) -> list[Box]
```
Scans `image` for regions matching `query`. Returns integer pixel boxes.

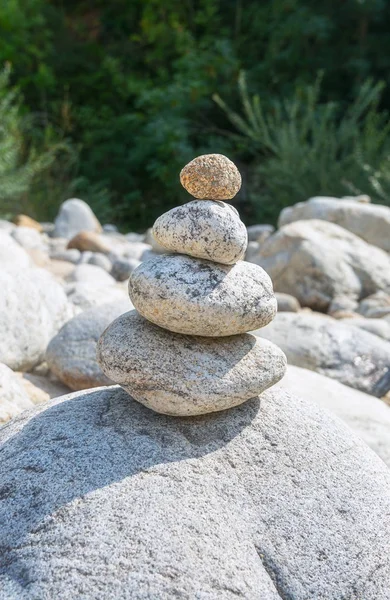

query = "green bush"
[0,65,76,219]
[3,1,390,227]
[214,73,390,223]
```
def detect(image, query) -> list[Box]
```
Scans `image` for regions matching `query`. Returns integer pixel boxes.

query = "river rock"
[67,231,112,253]
[278,365,390,467]
[53,198,102,239]
[65,281,128,312]
[275,292,301,312]
[50,248,81,264]
[0,363,34,424]
[0,385,389,599]
[144,227,167,253]
[341,316,390,341]
[153,200,247,264]
[97,310,286,415]
[247,224,274,243]
[11,226,46,251]
[0,231,31,270]
[180,153,241,200]
[111,257,141,281]
[257,220,390,311]
[46,259,75,282]
[279,196,390,251]
[47,301,131,390]
[358,292,390,319]
[12,214,43,231]
[328,294,359,316]
[66,263,116,286]
[256,311,390,397]
[120,241,152,261]
[17,372,71,405]
[0,268,73,371]
[87,252,112,272]
[245,240,261,262]
[129,255,277,336]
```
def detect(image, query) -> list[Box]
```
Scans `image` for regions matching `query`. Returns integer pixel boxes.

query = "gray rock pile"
[98,154,286,416]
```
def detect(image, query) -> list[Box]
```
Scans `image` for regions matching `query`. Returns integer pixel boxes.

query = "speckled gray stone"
[256,311,390,397]
[0,268,73,371]
[47,301,131,390]
[180,154,242,200]
[152,200,247,264]
[128,255,277,336]
[257,220,390,311]
[97,310,286,415]
[1,385,390,599]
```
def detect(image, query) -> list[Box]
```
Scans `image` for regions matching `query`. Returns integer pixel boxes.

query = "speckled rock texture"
[97,311,286,415]
[256,311,390,397]
[153,200,247,264]
[180,154,241,200]
[47,301,131,391]
[1,385,390,599]
[129,255,277,336]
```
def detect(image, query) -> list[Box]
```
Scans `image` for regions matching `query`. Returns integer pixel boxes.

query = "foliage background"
[1,0,390,229]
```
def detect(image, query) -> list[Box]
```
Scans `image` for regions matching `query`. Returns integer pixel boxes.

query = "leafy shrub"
[214,73,390,224]
[0,65,75,219]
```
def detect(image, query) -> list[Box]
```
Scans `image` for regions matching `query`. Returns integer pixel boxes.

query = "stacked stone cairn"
[97,154,286,416]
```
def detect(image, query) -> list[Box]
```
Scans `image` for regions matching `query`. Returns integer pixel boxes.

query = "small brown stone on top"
[180,154,241,200]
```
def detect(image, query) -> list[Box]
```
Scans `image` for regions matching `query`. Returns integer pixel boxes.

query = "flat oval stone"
[152,200,248,265]
[128,255,277,336]
[97,310,286,415]
[180,154,241,200]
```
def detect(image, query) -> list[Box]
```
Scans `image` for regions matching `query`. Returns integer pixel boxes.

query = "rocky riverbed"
[1,159,390,598]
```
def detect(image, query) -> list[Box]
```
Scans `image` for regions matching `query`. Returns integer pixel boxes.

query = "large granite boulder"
[0,268,74,371]
[279,196,390,251]
[0,386,389,599]
[341,316,390,341]
[256,311,390,397]
[0,231,31,270]
[11,226,46,251]
[0,363,34,424]
[278,365,390,466]
[257,220,390,311]
[47,301,131,390]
